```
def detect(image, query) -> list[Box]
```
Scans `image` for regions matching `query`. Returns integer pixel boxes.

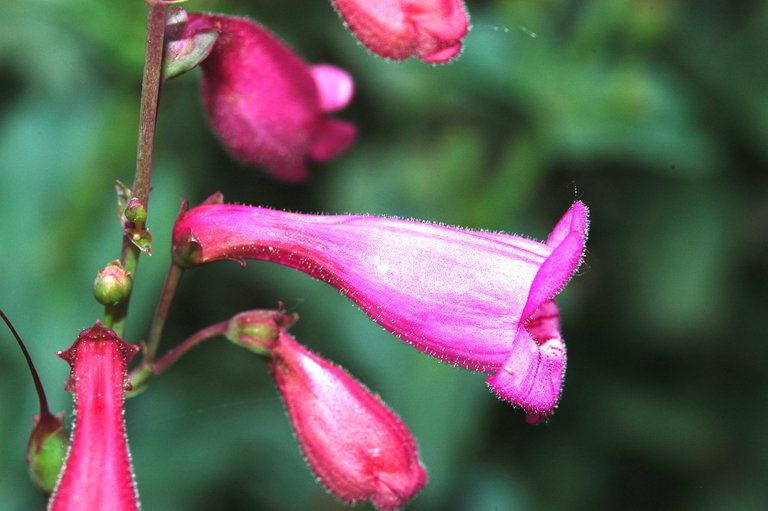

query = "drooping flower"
[182,12,356,182]
[329,0,470,62]
[226,310,426,510]
[173,199,589,421]
[48,322,141,511]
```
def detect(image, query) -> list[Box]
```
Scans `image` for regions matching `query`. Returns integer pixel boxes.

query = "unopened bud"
[27,411,68,494]
[124,198,148,225]
[93,261,132,306]
[270,331,427,510]
[225,309,297,356]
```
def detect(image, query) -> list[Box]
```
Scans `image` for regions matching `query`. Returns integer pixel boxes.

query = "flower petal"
[486,324,565,419]
[521,202,589,320]
[270,331,426,510]
[190,13,356,181]
[173,205,555,370]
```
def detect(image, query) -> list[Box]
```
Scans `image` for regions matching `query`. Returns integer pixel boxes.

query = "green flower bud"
[27,411,68,494]
[124,198,148,225]
[93,261,133,306]
[225,310,298,357]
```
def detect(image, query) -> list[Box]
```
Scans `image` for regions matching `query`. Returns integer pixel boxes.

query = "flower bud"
[93,261,133,306]
[123,198,148,225]
[330,0,470,62]
[267,330,426,510]
[225,309,298,356]
[27,411,68,494]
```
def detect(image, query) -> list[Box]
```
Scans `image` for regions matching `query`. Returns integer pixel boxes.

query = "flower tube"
[183,13,356,181]
[48,323,141,511]
[330,0,470,62]
[173,200,589,421]
[226,311,426,510]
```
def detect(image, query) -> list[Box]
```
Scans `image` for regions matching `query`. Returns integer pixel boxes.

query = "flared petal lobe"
[49,323,141,511]
[269,331,426,510]
[187,13,356,181]
[487,300,566,423]
[330,0,469,62]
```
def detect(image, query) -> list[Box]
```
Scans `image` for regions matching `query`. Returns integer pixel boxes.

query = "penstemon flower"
[329,0,470,62]
[48,323,141,511]
[173,199,589,421]
[226,310,426,510]
[182,12,356,182]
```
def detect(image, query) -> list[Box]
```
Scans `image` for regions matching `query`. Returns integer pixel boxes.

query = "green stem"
[107,1,167,336]
[144,263,185,364]
[125,261,184,394]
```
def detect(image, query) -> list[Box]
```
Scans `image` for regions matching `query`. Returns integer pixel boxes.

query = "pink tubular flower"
[173,200,589,421]
[185,13,356,181]
[48,323,141,511]
[268,329,426,509]
[330,0,470,62]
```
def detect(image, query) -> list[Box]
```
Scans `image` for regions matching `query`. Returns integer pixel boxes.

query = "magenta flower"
[185,13,356,181]
[173,200,588,421]
[267,327,425,509]
[48,322,141,511]
[330,0,470,62]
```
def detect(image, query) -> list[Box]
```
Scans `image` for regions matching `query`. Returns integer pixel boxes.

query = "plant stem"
[124,261,184,394]
[133,0,167,209]
[144,263,185,364]
[128,320,229,395]
[0,309,53,420]
[153,320,230,375]
[108,0,167,337]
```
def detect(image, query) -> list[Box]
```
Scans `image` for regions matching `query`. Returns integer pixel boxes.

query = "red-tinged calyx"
[225,309,298,357]
[48,322,141,511]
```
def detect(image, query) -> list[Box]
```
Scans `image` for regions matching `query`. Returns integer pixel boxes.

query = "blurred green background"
[1,0,766,509]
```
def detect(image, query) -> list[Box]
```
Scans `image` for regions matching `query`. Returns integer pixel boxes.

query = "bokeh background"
[1,0,766,509]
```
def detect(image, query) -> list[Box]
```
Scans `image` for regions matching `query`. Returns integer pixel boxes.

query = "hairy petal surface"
[187,13,356,181]
[49,323,140,511]
[330,0,469,62]
[173,201,588,419]
[270,331,426,510]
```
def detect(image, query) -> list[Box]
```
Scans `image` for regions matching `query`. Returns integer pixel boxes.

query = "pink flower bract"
[173,200,589,421]
[187,13,356,181]
[330,0,470,62]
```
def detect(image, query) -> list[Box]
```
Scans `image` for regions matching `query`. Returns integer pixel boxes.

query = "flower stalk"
[109,0,168,337]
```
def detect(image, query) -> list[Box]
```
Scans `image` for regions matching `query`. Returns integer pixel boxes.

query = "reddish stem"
[0,309,53,420]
